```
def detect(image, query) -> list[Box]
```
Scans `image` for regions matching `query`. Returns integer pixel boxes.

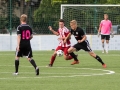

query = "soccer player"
[98,14,114,53]
[48,19,79,67]
[64,20,106,68]
[13,14,39,75]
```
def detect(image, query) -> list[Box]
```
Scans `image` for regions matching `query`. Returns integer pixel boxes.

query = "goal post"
[61,4,120,34]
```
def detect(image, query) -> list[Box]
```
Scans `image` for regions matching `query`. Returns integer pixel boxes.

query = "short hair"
[70,20,77,25]
[59,19,65,23]
[20,14,27,22]
[104,14,108,16]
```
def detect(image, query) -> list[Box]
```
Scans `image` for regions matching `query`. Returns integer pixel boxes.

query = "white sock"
[106,43,109,53]
[102,43,105,51]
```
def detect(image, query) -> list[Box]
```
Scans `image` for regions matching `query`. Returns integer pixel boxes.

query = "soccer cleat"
[106,51,108,54]
[102,64,107,68]
[36,67,39,75]
[71,61,79,65]
[102,50,105,53]
[47,64,53,67]
[13,72,19,75]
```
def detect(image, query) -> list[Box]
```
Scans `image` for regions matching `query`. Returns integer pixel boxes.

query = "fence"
[0,0,120,35]
[61,4,120,34]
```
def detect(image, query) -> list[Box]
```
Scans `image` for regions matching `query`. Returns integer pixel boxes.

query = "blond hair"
[20,14,27,22]
[104,14,108,16]
[70,20,77,25]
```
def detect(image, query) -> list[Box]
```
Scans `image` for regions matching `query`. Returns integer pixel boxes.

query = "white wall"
[0,34,120,51]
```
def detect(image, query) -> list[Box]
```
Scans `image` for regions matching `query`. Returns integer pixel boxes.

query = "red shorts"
[56,46,70,56]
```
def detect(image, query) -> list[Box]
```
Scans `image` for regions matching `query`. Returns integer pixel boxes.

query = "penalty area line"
[0,67,115,79]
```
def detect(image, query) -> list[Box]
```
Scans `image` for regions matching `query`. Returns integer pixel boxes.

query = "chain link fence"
[61,5,120,34]
[0,0,120,34]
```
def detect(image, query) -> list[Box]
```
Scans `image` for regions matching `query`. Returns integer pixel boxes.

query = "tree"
[20,0,25,15]
[34,0,60,22]
[107,0,120,4]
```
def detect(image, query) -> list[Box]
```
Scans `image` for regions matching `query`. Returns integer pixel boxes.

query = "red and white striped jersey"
[58,26,71,47]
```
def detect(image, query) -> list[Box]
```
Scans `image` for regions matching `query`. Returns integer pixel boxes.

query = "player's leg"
[13,50,21,75]
[88,51,106,68]
[83,41,106,68]
[105,35,110,54]
[64,47,73,60]
[27,49,39,75]
[14,57,20,75]
[68,44,79,65]
[48,46,61,67]
[28,58,39,75]
[101,35,105,53]
[48,51,57,67]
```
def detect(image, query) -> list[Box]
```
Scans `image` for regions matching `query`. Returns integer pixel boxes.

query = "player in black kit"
[13,14,39,75]
[64,20,106,68]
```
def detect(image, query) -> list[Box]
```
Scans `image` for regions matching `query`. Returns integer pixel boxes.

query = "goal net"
[61,4,120,34]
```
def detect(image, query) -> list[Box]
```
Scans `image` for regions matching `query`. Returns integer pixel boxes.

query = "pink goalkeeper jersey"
[100,20,112,35]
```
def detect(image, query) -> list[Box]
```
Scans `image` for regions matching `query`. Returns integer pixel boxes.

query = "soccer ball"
[56,50,63,57]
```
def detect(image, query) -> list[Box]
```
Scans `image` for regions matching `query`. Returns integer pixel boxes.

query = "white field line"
[0,66,115,79]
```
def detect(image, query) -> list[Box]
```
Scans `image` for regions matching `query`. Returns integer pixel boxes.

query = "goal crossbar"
[61,4,120,19]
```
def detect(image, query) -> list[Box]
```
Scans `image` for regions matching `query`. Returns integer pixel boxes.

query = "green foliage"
[0,17,8,29]
[1,0,120,34]
[107,0,120,4]
[33,0,61,34]
[34,0,60,22]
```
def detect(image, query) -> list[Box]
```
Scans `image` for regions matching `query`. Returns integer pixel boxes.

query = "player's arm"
[78,30,87,43]
[16,26,21,51]
[30,28,33,40]
[110,26,114,38]
[64,33,71,43]
[97,25,101,37]
[78,35,87,43]
[48,26,59,36]
[16,35,21,51]
[98,26,101,33]
[59,32,71,40]
[110,27,113,33]
[30,34,33,40]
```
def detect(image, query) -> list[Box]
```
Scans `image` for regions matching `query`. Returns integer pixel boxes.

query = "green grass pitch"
[0,50,120,90]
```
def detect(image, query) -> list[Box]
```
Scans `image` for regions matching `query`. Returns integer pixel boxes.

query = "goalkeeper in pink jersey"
[98,14,114,53]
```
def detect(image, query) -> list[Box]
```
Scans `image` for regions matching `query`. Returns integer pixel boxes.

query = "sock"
[68,55,73,60]
[66,55,73,60]
[106,43,109,53]
[50,55,56,65]
[95,55,104,65]
[15,60,19,73]
[102,43,105,51]
[69,52,78,61]
[29,59,37,69]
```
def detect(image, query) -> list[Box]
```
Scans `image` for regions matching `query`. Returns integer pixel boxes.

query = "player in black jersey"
[64,20,106,68]
[13,14,39,75]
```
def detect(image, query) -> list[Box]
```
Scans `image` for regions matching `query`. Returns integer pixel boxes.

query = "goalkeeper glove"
[97,32,100,37]
[111,33,114,38]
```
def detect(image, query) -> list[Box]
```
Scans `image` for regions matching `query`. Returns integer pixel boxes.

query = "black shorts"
[73,40,92,52]
[101,35,110,40]
[15,46,33,58]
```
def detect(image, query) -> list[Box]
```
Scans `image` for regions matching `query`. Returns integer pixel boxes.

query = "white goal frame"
[60,4,120,19]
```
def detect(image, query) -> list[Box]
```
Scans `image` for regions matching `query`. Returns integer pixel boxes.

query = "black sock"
[95,55,104,65]
[69,52,78,61]
[15,60,19,73]
[29,59,37,69]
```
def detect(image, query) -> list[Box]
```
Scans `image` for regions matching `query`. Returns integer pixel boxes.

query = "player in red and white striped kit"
[48,19,79,67]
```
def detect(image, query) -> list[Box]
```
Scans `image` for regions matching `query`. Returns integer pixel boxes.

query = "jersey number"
[22,30,30,39]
